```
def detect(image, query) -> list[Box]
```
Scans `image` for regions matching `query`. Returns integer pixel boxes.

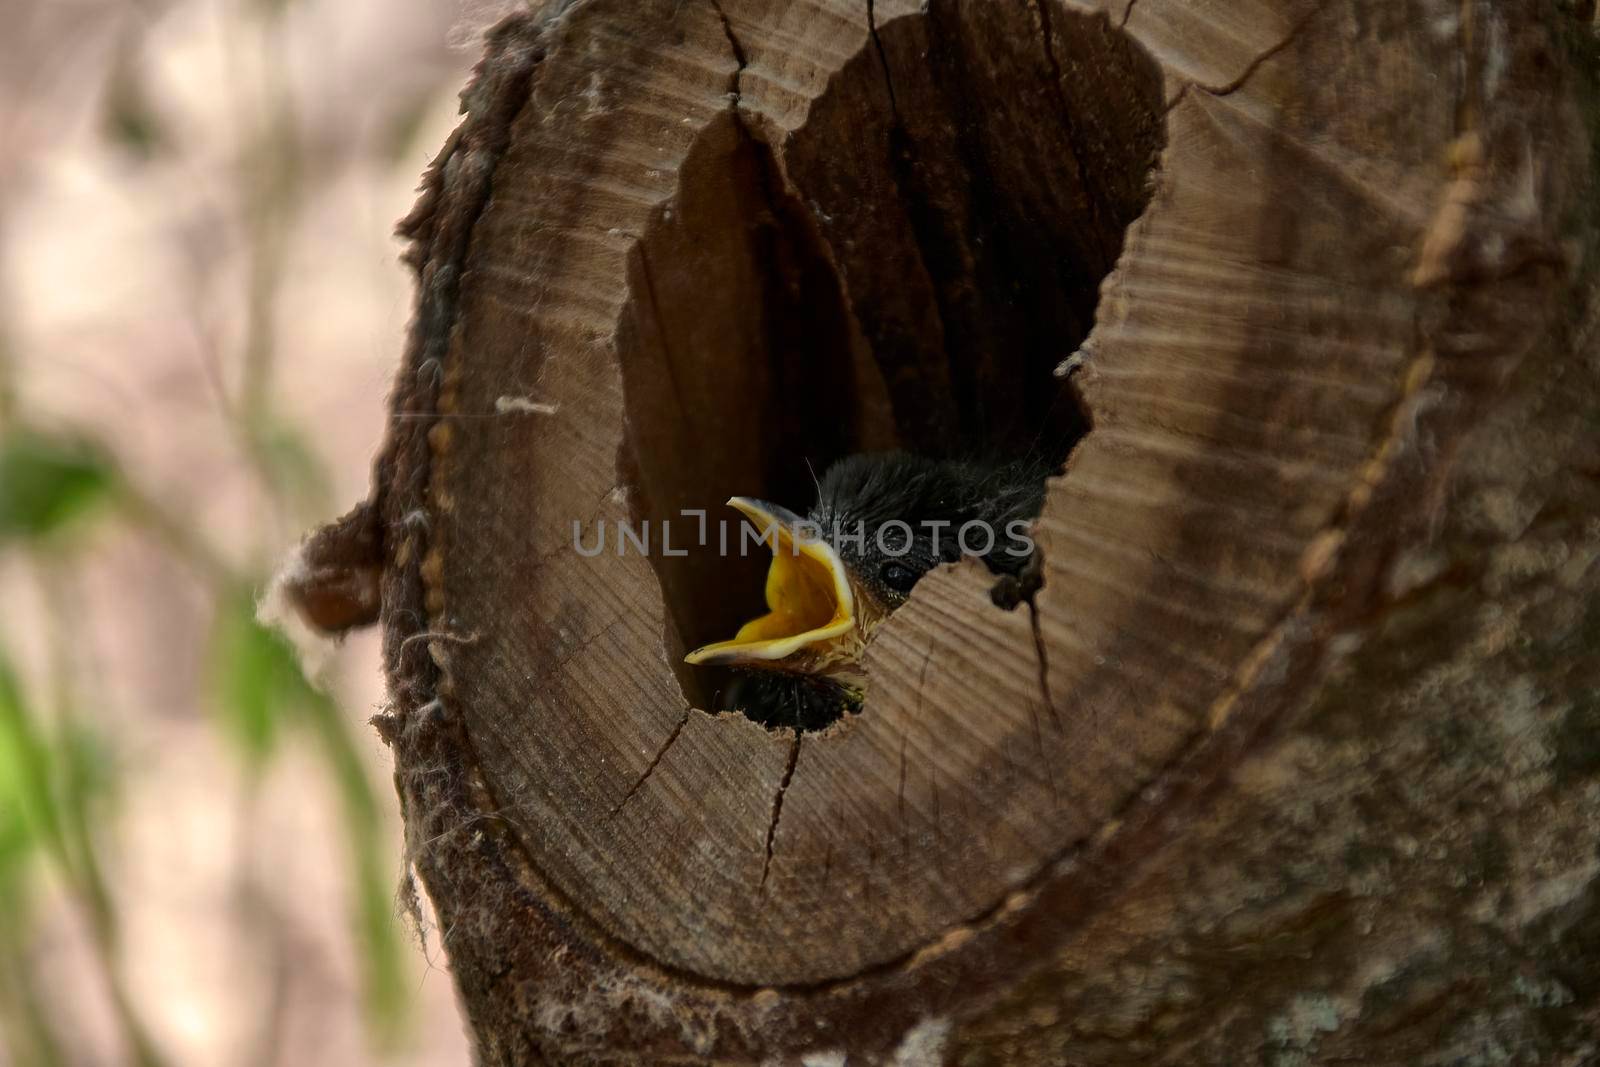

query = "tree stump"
[296,0,1600,1062]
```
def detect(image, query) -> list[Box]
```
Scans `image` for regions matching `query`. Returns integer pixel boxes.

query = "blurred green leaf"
[54,719,117,824]
[0,431,117,543]
[0,645,100,1021]
[352,830,409,1045]
[212,586,412,1041]
[0,647,121,929]
[0,795,36,922]
[53,717,121,938]
[0,651,63,861]
[207,590,309,767]
[0,808,63,1067]
[301,689,409,1043]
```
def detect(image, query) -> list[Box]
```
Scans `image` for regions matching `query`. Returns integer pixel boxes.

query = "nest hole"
[614,3,1166,717]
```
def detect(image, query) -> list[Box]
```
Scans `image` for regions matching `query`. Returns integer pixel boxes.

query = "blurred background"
[0,0,506,1062]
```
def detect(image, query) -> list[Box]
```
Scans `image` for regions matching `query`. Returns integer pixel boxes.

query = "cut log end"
[305,0,1599,1061]
[389,0,1190,993]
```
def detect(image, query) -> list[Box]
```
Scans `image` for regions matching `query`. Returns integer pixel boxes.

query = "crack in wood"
[1160,0,1333,114]
[539,616,626,687]
[708,0,749,97]
[1033,0,1111,253]
[612,709,693,816]
[1195,0,1332,98]
[1027,599,1061,734]
[1119,0,1140,28]
[760,734,803,890]
[865,0,901,119]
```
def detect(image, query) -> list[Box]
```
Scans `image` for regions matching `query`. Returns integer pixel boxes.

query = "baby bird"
[686,451,1053,731]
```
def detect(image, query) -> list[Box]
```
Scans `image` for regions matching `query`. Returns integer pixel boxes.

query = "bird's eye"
[880,562,921,594]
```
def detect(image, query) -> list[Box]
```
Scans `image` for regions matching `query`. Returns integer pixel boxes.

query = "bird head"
[683,452,1049,685]
[681,496,876,681]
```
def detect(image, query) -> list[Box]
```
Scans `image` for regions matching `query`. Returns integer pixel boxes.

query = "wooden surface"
[403,0,1176,988]
[303,0,1598,1061]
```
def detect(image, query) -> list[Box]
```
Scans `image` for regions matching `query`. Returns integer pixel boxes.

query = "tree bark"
[295,0,1600,1062]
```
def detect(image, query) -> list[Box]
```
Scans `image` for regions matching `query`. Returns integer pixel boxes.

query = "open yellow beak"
[684,497,855,667]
